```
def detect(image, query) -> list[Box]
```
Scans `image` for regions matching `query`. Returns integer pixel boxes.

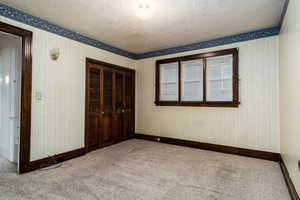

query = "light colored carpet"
[0,139,290,200]
[0,156,16,174]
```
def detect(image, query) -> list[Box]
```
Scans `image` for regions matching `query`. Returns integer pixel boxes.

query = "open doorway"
[0,22,32,174]
[0,31,22,173]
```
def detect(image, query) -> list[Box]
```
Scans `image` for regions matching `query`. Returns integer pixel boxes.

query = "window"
[155,48,239,107]
[181,59,204,101]
[206,55,233,102]
[159,62,179,101]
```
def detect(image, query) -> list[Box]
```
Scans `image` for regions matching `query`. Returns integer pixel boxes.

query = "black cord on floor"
[39,155,63,171]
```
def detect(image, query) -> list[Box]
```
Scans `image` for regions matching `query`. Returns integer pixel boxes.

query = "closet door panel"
[88,68,101,113]
[100,70,114,147]
[114,114,124,142]
[123,112,133,140]
[114,72,124,141]
[124,74,134,109]
[123,73,135,139]
[87,115,100,151]
[86,67,101,151]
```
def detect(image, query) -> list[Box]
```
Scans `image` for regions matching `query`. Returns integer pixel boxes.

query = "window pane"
[181,59,203,101]
[206,55,233,102]
[159,62,179,101]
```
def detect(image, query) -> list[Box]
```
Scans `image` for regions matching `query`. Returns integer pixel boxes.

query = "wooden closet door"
[86,66,101,152]
[100,69,114,147]
[86,59,135,152]
[114,72,124,142]
[123,72,135,140]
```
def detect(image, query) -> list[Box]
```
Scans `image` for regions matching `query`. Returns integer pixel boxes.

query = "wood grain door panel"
[101,70,114,147]
[114,72,125,141]
[123,111,133,140]
[123,73,135,139]
[114,113,124,142]
[86,66,101,151]
[87,115,100,151]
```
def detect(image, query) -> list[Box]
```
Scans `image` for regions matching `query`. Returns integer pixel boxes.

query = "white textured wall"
[279,0,300,193]
[0,48,13,160]
[136,36,280,153]
[0,16,135,161]
[0,34,22,162]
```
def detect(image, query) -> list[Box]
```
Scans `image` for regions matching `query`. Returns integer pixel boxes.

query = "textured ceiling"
[0,0,285,54]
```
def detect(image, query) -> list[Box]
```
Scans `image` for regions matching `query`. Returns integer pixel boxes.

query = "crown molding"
[0,2,284,60]
[135,27,279,59]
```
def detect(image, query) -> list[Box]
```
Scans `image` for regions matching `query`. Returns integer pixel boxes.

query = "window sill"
[154,101,240,107]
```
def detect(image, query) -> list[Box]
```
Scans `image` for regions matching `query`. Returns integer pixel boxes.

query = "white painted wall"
[279,0,300,193]
[136,36,280,153]
[0,16,136,161]
[0,48,12,160]
[0,34,22,162]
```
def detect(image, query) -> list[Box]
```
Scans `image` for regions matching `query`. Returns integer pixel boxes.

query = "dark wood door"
[85,59,135,153]
[100,69,114,147]
[114,72,124,142]
[123,72,135,140]
[86,66,101,152]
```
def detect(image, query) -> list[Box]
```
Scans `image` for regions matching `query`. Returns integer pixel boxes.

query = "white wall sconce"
[50,48,60,60]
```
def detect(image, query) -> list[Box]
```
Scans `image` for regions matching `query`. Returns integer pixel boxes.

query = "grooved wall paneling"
[136,36,280,153]
[279,0,300,194]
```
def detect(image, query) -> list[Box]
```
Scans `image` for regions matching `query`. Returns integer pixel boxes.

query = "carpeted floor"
[0,139,290,200]
[0,156,16,174]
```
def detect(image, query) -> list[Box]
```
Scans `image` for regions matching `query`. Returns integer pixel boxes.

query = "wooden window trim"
[155,48,239,107]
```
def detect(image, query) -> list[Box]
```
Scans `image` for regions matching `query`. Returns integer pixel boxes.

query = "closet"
[85,58,135,152]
